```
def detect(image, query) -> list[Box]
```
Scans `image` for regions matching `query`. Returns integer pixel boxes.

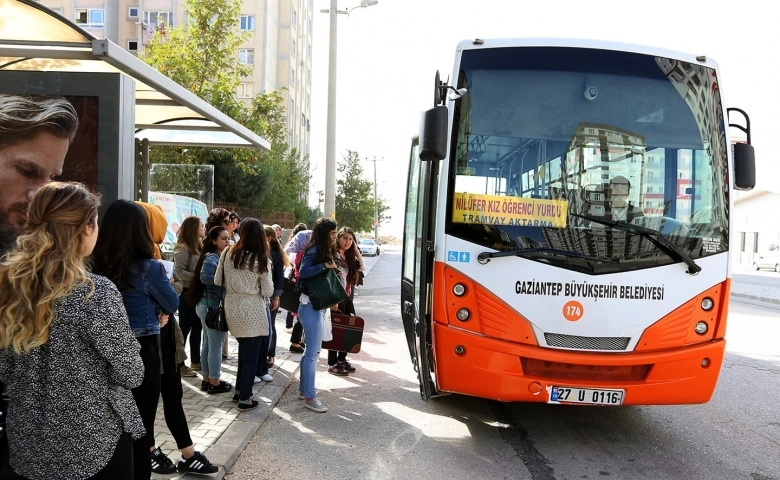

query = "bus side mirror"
[733,142,755,190]
[419,106,448,161]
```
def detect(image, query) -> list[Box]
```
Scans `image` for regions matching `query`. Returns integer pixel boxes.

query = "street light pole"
[367,156,382,240]
[322,0,378,221]
[324,0,338,220]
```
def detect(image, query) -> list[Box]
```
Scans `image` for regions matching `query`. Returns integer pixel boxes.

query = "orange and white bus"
[401,38,756,405]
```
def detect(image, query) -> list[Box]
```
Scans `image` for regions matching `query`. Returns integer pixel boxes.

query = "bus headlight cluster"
[452,283,466,296]
[694,321,708,335]
[701,297,714,311]
[456,308,470,322]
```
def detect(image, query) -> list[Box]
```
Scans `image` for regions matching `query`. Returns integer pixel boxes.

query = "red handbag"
[322,313,364,353]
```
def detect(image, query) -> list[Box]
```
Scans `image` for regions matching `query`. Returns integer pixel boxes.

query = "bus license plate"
[548,386,624,405]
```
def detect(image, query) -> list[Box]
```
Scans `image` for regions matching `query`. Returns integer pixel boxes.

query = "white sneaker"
[305,397,327,413]
[253,376,262,384]
[298,390,306,400]
[259,374,273,382]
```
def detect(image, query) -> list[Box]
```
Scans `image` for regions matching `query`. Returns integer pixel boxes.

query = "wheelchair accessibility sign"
[447,251,471,263]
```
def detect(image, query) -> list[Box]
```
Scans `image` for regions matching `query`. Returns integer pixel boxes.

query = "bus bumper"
[432,322,725,405]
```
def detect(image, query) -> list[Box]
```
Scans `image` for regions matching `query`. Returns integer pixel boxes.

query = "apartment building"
[38,0,313,162]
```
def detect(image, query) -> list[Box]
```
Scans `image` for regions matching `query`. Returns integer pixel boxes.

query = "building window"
[237,82,254,98]
[128,6,139,19]
[291,39,296,57]
[292,8,298,25]
[307,67,311,84]
[143,11,173,28]
[290,68,296,87]
[127,40,139,52]
[240,15,255,31]
[75,8,105,27]
[238,49,254,66]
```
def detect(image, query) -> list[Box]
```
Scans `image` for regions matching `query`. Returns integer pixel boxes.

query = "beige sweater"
[214,247,274,338]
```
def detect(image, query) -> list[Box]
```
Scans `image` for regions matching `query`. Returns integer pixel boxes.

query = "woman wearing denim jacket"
[91,200,180,480]
[187,226,232,394]
[296,217,339,413]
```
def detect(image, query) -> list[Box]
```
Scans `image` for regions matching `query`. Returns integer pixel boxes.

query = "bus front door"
[401,137,438,400]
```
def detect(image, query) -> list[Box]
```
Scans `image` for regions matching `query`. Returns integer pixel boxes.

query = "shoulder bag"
[205,250,229,332]
[279,277,300,313]
[301,268,348,311]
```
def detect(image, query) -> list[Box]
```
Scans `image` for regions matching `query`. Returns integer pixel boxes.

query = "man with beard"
[0,94,78,478]
[0,94,79,252]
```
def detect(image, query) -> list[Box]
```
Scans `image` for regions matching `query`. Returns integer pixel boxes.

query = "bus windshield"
[445,47,729,275]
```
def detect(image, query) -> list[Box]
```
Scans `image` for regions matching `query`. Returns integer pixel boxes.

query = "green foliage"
[140,0,309,222]
[335,151,389,233]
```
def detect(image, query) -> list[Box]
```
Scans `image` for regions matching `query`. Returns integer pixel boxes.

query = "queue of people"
[0,173,367,477]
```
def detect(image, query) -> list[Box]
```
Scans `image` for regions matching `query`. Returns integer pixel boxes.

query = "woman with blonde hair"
[0,182,144,480]
[174,215,206,376]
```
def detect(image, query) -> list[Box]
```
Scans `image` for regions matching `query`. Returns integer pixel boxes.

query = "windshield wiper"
[572,214,701,275]
[477,247,617,272]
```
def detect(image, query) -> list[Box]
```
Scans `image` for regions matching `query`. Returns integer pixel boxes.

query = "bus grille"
[521,358,651,382]
[544,333,630,351]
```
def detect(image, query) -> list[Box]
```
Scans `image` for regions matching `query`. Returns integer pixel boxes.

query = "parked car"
[752,252,780,272]
[358,238,380,256]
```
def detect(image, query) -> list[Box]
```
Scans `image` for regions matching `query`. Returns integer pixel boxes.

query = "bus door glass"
[401,138,437,399]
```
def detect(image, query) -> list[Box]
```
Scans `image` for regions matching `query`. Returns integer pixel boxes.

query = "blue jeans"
[268,307,278,356]
[235,336,262,403]
[297,301,324,399]
[254,307,272,376]
[196,302,228,380]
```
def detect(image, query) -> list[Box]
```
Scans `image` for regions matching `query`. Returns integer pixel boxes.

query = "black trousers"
[131,334,161,480]
[154,322,193,450]
[178,292,201,364]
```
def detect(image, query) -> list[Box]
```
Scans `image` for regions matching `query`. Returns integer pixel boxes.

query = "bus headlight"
[452,283,467,296]
[701,297,714,311]
[456,308,471,322]
[694,321,708,335]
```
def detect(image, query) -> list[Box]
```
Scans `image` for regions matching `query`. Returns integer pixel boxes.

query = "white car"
[752,252,780,272]
[358,238,380,256]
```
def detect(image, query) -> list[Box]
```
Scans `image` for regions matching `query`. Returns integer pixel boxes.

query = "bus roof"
[455,38,719,70]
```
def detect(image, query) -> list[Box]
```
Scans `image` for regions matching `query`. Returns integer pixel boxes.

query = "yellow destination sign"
[452,193,568,227]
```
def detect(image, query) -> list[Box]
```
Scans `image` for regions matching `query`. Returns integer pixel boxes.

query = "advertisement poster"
[148,191,208,251]
[0,94,99,251]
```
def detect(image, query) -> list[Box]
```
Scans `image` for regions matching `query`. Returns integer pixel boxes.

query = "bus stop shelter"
[0,0,270,204]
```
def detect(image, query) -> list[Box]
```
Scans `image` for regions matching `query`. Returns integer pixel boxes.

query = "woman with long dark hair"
[0,183,143,480]
[91,200,180,480]
[296,217,339,413]
[174,216,205,377]
[215,218,274,411]
[264,225,288,368]
[327,227,365,375]
[187,226,232,394]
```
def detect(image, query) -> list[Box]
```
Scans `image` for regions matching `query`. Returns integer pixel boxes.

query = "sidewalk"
[152,334,302,480]
[729,281,780,309]
[152,251,384,479]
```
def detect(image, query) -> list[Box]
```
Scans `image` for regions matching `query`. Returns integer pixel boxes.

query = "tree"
[141,0,309,221]
[335,150,389,233]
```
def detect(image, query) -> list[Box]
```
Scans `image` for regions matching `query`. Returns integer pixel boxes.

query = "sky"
[307,0,779,238]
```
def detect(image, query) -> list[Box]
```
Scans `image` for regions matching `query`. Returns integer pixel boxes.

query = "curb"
[729,292,780,311]
[180,354,301,480]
